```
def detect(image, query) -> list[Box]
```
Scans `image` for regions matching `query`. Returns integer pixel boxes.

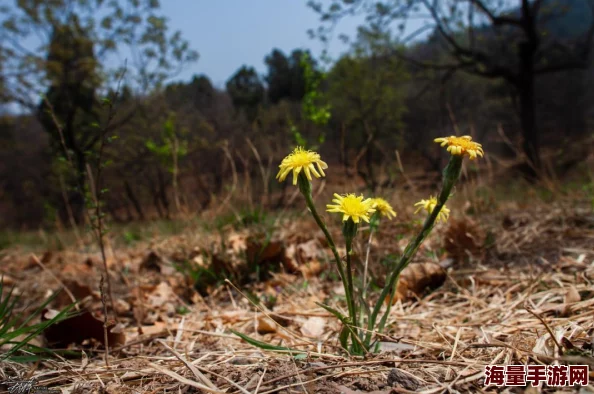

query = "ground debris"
[2,194,594,393]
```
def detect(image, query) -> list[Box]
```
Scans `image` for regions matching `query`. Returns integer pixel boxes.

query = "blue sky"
[160,1,364,87]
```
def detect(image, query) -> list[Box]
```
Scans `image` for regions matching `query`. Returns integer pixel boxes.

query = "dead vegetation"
[1,178,594,393]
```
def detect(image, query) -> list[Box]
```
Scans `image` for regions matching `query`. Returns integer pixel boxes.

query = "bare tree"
[309,0,594,176]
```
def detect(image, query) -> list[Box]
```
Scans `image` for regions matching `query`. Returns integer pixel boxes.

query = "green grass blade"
[0,284,17,322]
[315,302,348,324]
[230,330,306,354]
[1,303,76,361]
[17,290,63,329]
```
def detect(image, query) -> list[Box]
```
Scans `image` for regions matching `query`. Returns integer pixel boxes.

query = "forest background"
[1,0,593,233]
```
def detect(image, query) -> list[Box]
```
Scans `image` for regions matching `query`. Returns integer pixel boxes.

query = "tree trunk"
[365,146,376,192]
[157,168,170,219]
[123,196,134,221]
[340,122,350,176]
[519,80,540,176]
[106,201,125,223]
[171,135,181,213]
[124,179,145,220]
[518,16,541,178]
[147,176,164,219]
[70,154,87,224]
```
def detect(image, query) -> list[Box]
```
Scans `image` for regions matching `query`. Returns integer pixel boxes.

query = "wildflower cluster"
[269,136,484,354]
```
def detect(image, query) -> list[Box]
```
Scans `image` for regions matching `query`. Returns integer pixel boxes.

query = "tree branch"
[469,0,522,26]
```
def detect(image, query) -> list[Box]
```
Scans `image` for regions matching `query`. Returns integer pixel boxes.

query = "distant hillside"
[536,0,591,39]
[406,0,593,65]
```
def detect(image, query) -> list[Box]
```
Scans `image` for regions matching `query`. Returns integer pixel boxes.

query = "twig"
[148,362,226,394]
[156,339,219,391]
[57,173,82,245]
[253,367,267,394]
[224,279,316,346]
[525,305,563,353]
[217,142,239,218]
[245,138,271,207]
[30,254,79,311]
[99,275,110,367]
[86,66,127,366]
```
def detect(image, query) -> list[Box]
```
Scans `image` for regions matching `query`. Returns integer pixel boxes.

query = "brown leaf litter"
[0,198,593,393]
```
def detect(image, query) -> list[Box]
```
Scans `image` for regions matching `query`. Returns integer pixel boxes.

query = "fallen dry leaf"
[54,279,94,307]
[115,299,131,314]
[246,236,284,264]
[532,327,565,358]
[43,310,126,348]
[298,260,323,279]
[565,285,581,304]
[257,316,277,334]
[139,321,168,336]
[443,217,486,263]
[1,275,15,286]
[227,232,247,254]
[43,309,60,320]
[139,251,162,272]
[300,316,326,338]
[139,251,177,275]
[146,281,175,307]
[283,244,299,272]
[392,262,447,303]
[283,238,322,273]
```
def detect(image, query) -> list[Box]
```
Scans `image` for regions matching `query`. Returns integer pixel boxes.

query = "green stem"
[364,155,463,347]
[299,175,356,340]
[362,212,379,301]
[344,235,360,353]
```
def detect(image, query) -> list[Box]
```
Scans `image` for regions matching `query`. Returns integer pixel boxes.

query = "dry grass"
[1,177,593,393]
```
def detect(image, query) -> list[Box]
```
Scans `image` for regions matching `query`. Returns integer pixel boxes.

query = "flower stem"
[344,235,361,353]
[299,174,356,345]
[362,212,379,300]
[365,155,463,348]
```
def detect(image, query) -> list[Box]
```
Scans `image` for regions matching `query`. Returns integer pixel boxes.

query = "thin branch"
[469,0,522,26]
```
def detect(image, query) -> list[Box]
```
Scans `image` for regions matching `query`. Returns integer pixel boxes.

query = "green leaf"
[230,330,306,354]
[339,326,350,349]
[357,293,371,321]
[316,302,348,323]
[316,302,356,351]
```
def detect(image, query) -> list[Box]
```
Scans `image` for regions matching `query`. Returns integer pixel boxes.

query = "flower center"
[342,196,367,215]
[449,137,475,151]
[292,152,314,166]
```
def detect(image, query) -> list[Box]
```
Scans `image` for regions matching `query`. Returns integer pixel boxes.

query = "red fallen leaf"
[42,309,126,348]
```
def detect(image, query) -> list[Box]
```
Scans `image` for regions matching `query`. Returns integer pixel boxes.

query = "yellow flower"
[414,196,450,223]
[276,146,328,185]
[434,135,484,160]
[371,198,397,220]
[327,193,376,224]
